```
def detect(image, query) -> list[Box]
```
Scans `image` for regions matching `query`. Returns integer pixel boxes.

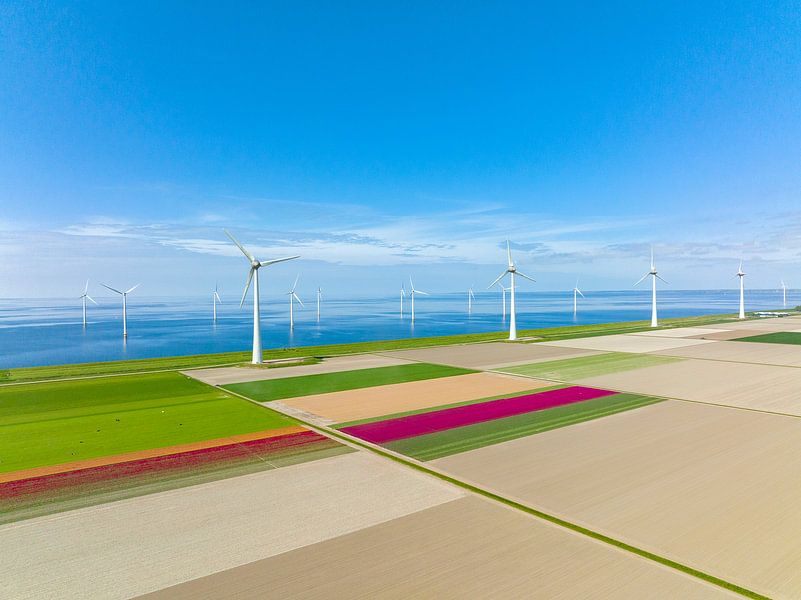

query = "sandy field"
[655,340,801,367]
[183,354,409,385]
[688,328,775,341]
[722,317,801,331]
[378,341,600,369]
[0,451,463,600]
[273,372,550,423]
[576,357,801,415]
[140,496,735,600]
[630,327,731,338]
[434,401,801,599]
[543,334,716,354]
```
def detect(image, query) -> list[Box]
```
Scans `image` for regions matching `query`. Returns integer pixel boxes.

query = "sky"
[2,1,801,298]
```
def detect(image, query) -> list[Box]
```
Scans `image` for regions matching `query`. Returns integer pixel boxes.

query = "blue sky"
[2,1,801,298]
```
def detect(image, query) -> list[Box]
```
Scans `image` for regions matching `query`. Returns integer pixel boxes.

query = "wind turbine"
[316,286,322,322]
[497,283,509,320]
[781,279,787,308]
[737,261,746,319]
[572,280,585,315]
[468,285,476,315]
[101,283,139,337]
[79,280,97,327]
[400,283,406,317]
[212,283,222,322]
[409,277,428,322]
[226,229,300,364]
[635,247,666,328]
[488,241,535,340]
[286,275,303,328]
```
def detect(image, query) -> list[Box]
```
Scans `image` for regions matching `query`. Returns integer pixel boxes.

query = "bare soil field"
[0,451,463,600]
[655,340,801,367]
[688,329,775,341]
[723,317,801,331]
[182,354,409,385]
[274,372,549,423]
[629,327,731,338]
[140,496,736,600]
[577,357,801,415]
[378,341,600,369]
[433,401,801,599]
[543,335,716,354]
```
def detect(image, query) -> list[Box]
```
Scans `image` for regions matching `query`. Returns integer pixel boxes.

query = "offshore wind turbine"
[468,285,476,315]
[212,283,222,322]
[634,247,666,328]
[79,280,97,327]
[572,280,585,315]
[226,229,300,364]
[286,275,303,328]
[316,286,322,321]
[488,241,535,340]
[101,283,139,337]
[497,283,509,320]
[737,260,746,319]
[409,277,428,322]
[400,283,406,317]
[781,279,787,308]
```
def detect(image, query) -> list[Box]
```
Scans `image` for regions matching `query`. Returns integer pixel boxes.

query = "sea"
[0,289,792,369]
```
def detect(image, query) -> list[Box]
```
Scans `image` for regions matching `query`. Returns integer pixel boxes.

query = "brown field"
[655,340,801,367]
[182,354,410,385]
[378,341,600,369]
[543,334,716,354]
[723,317,801,331]
[433,401,801,599]
[688,329,775,341]
[273,372,549,423]
[630,327,731,338]
[577,357,801,415]
[140,496,735,600]
[0,452,463,600]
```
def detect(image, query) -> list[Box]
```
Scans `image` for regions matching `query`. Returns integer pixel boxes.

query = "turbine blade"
[655,274,668,284]
[214,291,222,303]
[634,273,649,286]
[86,295,98,305]
[240,267,254,308]
[101,283,123,295]
[488,271,507,289]
[84,279,89,295]
[506,240,513,267]
[577,289,585,298]
[650,245,655,270]
[516,271,536,283]
[225,229,255,262]
[409,277,415,291]
[259,255,300,267]
[125,284,140,294]
[291,274,299,293]
[416,290,429,296]
[294,293,304,307]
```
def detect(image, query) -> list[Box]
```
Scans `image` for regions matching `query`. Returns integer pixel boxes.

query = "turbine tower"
[572,280,584,315]
[737,261,746,319]
[101,283,139,337]
[468,285,475,315]
[212,283,222,322]
[497,283,509,320]
[635,247,666,328]
[781,279,787,308]
[409,277,428,322]
[79,280,97,327]
[400,283,406,317]
[226,229,299,364]
[489,241,535,340]
[286,275,303,328]
[316,286,322,321]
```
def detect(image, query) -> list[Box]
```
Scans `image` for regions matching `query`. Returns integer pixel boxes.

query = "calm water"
[0,289,791,369]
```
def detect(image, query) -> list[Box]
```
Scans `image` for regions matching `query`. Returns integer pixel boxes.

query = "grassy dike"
[0,310,782,384]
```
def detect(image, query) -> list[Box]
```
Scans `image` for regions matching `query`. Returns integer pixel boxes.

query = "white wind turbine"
[572,280,585,315]
[400,283,406,317]
[781,279,787,308]
[79,280,97,327]
[226,229,300,364]
[737,260,746,319]
[101,283,139,337]
[489,241,535,340]
[316,286,322,322]
[212,283,222,322]
[634,247,666,328]
[468,285,476,315]
[409,277,428,322]
[286,275,303,328]
[497,283,510,320]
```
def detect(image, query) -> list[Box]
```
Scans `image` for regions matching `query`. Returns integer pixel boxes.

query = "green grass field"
[384,393,663,461]
[499,352,681,382]
[0,372,294,473]
[224,362,474,402]
[733,331,801,345]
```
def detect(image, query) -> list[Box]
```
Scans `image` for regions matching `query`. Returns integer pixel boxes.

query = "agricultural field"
[733,331,801,345]
[498,352,681,382]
